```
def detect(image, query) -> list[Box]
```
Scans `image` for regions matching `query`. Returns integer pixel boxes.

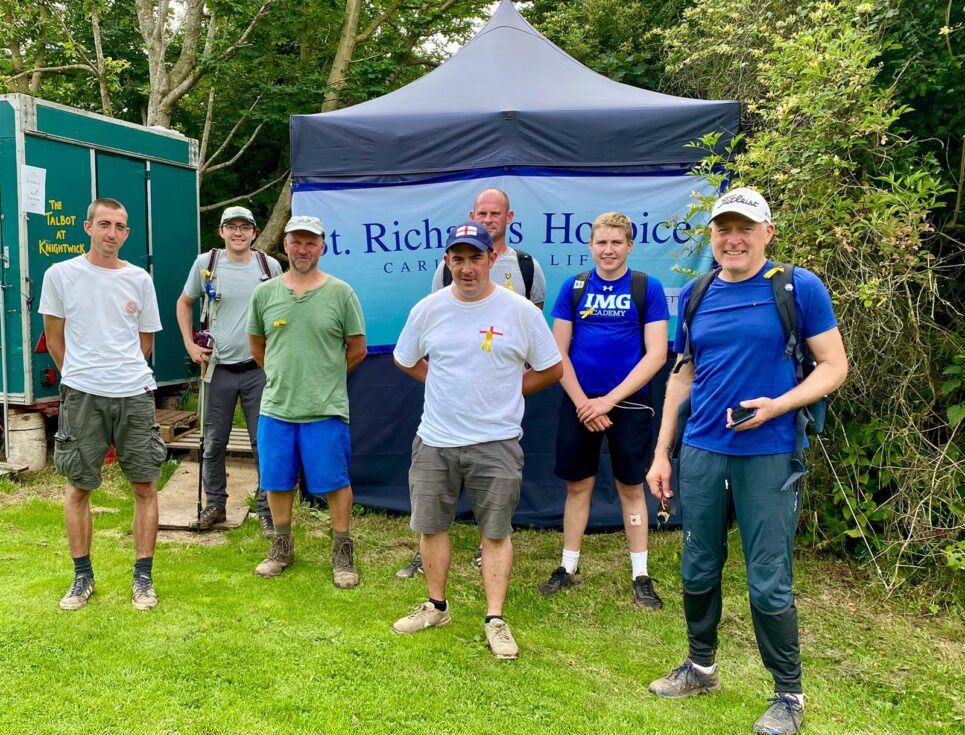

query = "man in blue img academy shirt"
[540,211,669,609]
[646,188,848,735]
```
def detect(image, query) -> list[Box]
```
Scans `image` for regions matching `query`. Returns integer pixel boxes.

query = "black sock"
[73,555,93,579]
[485,615,503,624]
[429,597,447,612]
[133,557,153,579]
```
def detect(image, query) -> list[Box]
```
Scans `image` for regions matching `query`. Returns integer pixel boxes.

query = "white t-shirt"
[39,256,162,397]
[394,286,561,447]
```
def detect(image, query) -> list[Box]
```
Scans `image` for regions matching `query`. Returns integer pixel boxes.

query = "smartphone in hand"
[729,406,757,427]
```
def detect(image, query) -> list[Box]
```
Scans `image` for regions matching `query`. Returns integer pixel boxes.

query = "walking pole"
[195,358,207,529]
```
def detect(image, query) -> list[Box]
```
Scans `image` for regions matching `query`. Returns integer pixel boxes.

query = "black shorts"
[554,392,654,485]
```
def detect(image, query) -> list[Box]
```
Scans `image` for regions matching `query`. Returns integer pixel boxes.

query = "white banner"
[293,172,714,349]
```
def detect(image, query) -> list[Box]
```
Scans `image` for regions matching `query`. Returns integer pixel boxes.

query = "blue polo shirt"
[673,261,838,456]
[552,269,669,395]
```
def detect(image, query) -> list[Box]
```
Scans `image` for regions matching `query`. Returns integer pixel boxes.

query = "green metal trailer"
[0,94,200,410]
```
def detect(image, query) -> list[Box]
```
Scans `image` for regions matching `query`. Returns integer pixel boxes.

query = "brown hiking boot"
[190,505,226,531]
[255,534,294,578]
[332,537,359,588]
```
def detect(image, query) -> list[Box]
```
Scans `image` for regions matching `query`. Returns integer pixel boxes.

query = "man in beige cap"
[176,206,282,536]
[247,215,367,588]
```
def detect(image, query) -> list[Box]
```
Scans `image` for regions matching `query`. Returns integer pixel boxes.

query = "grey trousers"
[202,365,269,517]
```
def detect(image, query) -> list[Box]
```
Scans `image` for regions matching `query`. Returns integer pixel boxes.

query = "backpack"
[443,248,535,300]
[570,270,649,349]
[199,248,273,330]
[673,262,827,489]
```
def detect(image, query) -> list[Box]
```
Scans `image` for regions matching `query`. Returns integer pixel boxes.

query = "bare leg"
[266,490,295,526]
[64,484,93,557]
[420,531,451,601]
[562,476,595,551]
[327,485,353,533]
[131,481,158,559]
[615,480,648,553]
[481,535,513,617]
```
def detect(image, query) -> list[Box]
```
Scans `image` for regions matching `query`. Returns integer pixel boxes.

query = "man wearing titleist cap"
[247,215,366,588]
[646,188,848,734]
[392,221,562,659]
[397,187,548,578]
[177,206,282,536]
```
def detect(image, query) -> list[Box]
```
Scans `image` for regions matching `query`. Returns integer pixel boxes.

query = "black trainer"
[539,566,580,596]
[471,545,483,570]
[258,515,274,539]
[395,552,423,579]
[632,575,663,610]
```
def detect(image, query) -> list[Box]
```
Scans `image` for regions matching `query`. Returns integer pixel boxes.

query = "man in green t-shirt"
[247,215,367,587]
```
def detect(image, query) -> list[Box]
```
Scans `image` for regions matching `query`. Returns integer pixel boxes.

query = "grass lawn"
[0,464,961,735]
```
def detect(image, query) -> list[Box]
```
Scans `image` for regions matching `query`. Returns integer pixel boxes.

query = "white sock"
[630,550,649,579]
[780,692,804,707]
[561,548,580,574]
[692,661,717,675]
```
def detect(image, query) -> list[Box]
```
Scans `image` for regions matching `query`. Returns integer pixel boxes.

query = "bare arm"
[729,326,849,430]
[139,332,154,360]
[249,334,266,368]
[345,334,367,374]
[394,357,428,384]
[577,320,669,424]
[43,315,66,372]
[646,358,695,501]
[522,360,563,396]
[176,293,210,364]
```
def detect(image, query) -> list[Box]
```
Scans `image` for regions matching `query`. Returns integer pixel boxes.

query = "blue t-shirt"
[673,261,838,456]
[552,269,669,395]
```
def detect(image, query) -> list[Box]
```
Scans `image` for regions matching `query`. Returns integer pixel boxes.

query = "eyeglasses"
[223,223,254,233]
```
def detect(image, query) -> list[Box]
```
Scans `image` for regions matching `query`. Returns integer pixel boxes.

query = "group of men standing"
[39,184,847,735]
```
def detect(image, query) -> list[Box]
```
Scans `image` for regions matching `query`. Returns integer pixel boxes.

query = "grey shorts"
[408,436,523,539]
[54,385,167,491]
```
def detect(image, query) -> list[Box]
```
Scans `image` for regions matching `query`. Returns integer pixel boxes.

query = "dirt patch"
[157,529,229,546]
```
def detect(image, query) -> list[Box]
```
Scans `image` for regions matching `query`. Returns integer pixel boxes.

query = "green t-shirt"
[247,276,365,423]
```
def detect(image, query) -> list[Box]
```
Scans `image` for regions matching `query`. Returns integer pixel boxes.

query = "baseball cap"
[445,221,493,252]
[710,187,772,223]
[220,206,256,226]
[284,215,325,236]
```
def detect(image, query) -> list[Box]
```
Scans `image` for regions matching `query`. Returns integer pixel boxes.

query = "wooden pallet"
[155,409,199,443]
[165,426,254,454]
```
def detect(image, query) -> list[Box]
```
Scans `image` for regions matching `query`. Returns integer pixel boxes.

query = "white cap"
[220,206,256,226]
[710,187,772,223]
[284,215,325,236]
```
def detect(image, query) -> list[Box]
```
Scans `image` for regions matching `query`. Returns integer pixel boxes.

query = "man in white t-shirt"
[391,221,562,659]
[39,198,165,612]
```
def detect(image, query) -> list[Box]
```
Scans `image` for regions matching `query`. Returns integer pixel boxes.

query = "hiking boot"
[190,505,226,532]
[258,515,274,539]
[649,659,721,698]
[471,545,483,570]
[395,552,423,579]
[131,575,158,611]
[255,534,294,578]
[59,575,95,610]
[632,575,663,610]
[539,566,580,596]
[332,537,359,589]
[392,601,452,634]
[753,694,804,734]
[484,618,519,660]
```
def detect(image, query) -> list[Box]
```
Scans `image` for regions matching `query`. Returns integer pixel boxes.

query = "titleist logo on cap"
[718,193,763,210]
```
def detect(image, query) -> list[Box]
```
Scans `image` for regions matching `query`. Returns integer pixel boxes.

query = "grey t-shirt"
[183,250,283,364]
[430,246,546,305]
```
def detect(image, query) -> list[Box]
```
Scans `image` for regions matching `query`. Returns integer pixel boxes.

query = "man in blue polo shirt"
[539,211,669,609]
[646,188,848,735]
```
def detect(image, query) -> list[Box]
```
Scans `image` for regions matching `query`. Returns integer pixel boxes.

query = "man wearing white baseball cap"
[247,215,367,589]
[646,187,848,734]
[177,205,282,536]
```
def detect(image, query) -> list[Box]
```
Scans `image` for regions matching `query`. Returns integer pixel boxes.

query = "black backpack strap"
[570,271,592,318]
[442,263,453,287]
[764,262,801,374]
[515,249,535,300]
[253,249,272,281]
[673,268,719,374]
[630,270,648,351]
[204,248,220,282]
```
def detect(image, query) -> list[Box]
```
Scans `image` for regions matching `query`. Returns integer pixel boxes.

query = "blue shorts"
[257,416,351,495]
